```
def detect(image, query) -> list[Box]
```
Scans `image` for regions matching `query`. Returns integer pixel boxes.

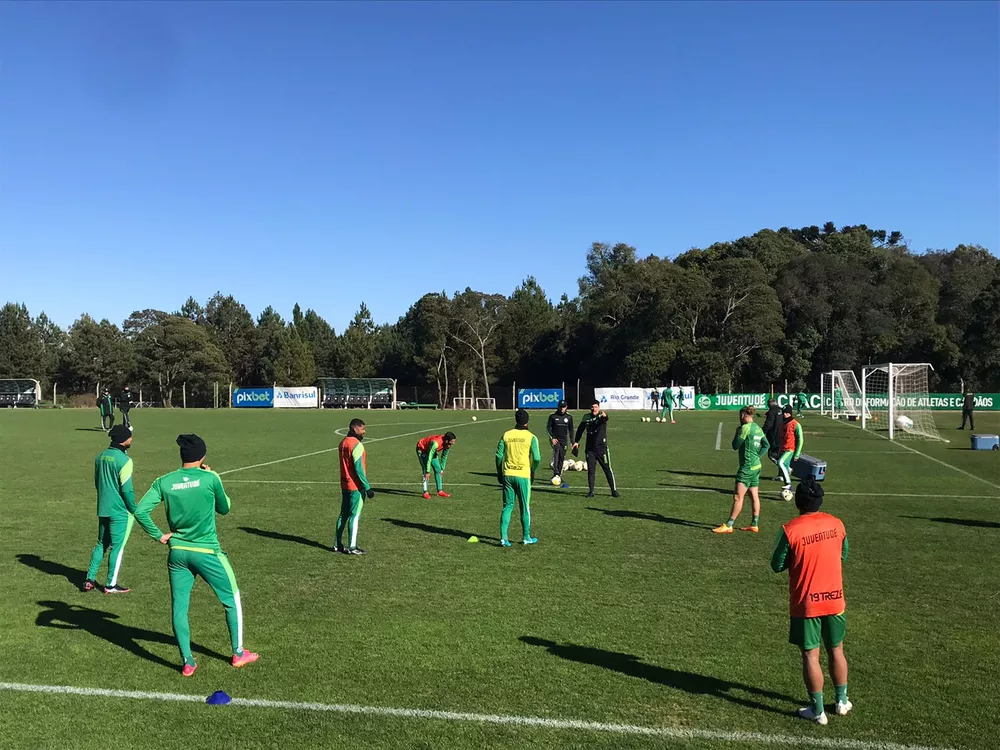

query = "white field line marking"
[0,682,955,750]
[218,417,508,476]
[221,479,1000,501]
[715,422,723,451]
[826,417,1000,492]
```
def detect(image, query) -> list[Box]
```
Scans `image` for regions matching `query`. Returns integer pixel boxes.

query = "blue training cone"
[206,690,232,705]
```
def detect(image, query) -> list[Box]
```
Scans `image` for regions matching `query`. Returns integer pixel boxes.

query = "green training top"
[94,446,136,518]
[733,422,769,472]
[134,467,231,551]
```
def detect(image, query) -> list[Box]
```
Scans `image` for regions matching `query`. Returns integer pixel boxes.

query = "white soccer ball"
[896,415,914,431]
[576,461,586,471]
[781,488,794,502]
[562,460,572,472]
[471,416,477,421]
[655,417,661,423]
[551,475,562,486]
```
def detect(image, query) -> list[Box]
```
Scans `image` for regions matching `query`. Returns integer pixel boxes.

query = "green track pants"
[660,401,675,421]
[167,547,243,666]
[416,451,443,492]
[86,514,135,587]
[336,490,365,549]
[500,476,532,542]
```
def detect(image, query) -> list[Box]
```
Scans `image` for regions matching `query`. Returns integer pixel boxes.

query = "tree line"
[1,223,997,407]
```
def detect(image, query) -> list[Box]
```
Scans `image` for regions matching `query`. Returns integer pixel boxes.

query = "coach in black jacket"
[546,400,574,479]
[762,398,782,474]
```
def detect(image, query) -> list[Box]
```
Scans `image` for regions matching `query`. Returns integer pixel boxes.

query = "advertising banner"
[233,387,274,408]
[594,387,646,410]
[517,388,564,409]
[274,386,319,409]
[693,393,1000,411]
[647,386,696,410]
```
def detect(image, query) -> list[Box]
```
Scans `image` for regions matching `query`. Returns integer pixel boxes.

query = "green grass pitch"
[1,407,998,749]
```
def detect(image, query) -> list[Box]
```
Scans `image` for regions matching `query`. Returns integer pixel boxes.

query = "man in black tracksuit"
[118,386,134,431]
[573,400,619,499]
[546,400,574,480]
[959,391,976,430]
[762,398,782,478]
[98,388,115,432]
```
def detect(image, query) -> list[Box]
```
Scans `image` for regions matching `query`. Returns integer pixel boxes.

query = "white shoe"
[798,706,828,725]
[835,700,852,716]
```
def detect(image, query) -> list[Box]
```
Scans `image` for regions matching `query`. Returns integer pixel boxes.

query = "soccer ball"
[551,475,562,486]
[655,417,661,423]
[562,460,572,472]
[576,461,586,471]
[896,415,914,431]
[781,488,794,502]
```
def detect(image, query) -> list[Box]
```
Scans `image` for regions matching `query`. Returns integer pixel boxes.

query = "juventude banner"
[694,393,999,411]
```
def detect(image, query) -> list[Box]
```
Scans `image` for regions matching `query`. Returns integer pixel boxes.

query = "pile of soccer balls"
[552,460,586,486]
[640,416,664,423]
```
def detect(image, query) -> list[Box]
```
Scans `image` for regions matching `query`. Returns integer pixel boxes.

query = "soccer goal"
[861,363,943,441]
[452,397,496,410]
[475,398,496,411]
[452,398,474,410]
[821,370,868,420]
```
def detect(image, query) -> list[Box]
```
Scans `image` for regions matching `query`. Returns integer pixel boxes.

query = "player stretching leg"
[777,405,804,495]
[496,409,540,546]
[714,406,769,534]
[416,432,456,498]
[134,434,259,676]
[771,478,851,725]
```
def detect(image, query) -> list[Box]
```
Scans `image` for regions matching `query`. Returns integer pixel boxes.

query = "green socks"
[751,515,759,526]
[835,684,848,704]
[810,692,824,715]
[726,518,735,527]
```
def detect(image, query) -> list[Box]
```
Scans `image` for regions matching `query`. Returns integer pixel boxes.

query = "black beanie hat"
[515,408,530,426]
[795,476,824,512]
[177,434,207,463]
[108,425,131,445]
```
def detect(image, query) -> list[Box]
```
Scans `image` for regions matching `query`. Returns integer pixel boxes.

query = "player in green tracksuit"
[795,391,808,418]
[84,425,137,594]
[134,434,258,677]
[660,386,679,424]
[777,404,804,493]
[98,388,115,431]
[714,406,770,534]
[495,409,541,547]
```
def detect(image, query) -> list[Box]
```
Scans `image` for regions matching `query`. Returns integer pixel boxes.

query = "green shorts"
[789,613,846,650]
[735,467,761,489]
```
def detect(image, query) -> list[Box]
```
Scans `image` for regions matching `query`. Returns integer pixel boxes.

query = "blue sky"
[1,0,997,332]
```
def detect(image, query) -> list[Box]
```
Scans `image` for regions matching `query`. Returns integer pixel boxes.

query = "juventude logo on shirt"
[171,479,201,491]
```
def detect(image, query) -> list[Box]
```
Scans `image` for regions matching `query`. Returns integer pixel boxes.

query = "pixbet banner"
[233,387,274,408]
[517,388,564,409]
[594,387,646,410]
[693,393,1000,411]
[274,386,319,408]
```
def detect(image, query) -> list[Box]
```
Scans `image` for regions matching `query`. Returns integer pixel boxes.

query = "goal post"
[452,397,474,410]
[861,363,943,441]
[475,398,496,411]
[822,370,868,420]
[452,397,496,411]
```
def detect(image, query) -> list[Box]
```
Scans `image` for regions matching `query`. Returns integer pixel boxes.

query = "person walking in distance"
[573,401,619,499]
[118,386,134,431]
[98,388,115,432]
[958,391,976,430]
[771,478,851,725]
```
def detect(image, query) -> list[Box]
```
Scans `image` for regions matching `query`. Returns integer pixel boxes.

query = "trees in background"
[2,226,997,403]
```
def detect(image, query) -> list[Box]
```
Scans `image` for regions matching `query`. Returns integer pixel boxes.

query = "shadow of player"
[16,554,88,588]
[382,517,490,542]
[664,470,734,479]
[586,508,714,529]
[901,515,1000,529]
[519,637,798,716]
[35,600,228,671]
[239,526,329,551]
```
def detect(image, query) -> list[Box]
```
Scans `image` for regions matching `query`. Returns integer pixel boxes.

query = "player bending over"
[495,409,540,546]
[416,432,456,498]
[573,401,619,499]
[134,434,259,676]
[714,406,769,534]
[771,477,851,725]
[777,404,804,494]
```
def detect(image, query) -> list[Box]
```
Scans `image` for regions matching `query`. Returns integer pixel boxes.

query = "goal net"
[861,363,942,441]
[452,398,474,410]
[823,370,868,420]
[475,398,496,411]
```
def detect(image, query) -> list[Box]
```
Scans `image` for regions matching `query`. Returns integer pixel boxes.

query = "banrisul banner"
[694,393,1000,411]
[595,387,645,410]
[233,387,274,408]
[647,386,696,410]
[274,386,319,408]
[517,388,564,409]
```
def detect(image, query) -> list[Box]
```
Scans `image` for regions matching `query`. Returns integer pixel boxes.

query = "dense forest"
[1,223,997,407]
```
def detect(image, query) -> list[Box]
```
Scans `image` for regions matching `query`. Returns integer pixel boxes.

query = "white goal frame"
[821,370,868,420]
[861,362,942,441]
[475,398,496,411]
[452,398,474,410]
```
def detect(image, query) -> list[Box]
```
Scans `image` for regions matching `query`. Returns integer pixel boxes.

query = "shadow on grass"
[36,600,229,671]
[382,517,491,542]
[664,470,734,479]
[586,508,714,529]
[16,554,88,588]
[373,487,421,497]
[519,637,798,716]
[660,483,733,496]
[239,526,329,551]
[74,427,108,432]
[901,515,1000,529]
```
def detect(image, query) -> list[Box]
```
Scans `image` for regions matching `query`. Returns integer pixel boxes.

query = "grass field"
[2,406,999,749]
